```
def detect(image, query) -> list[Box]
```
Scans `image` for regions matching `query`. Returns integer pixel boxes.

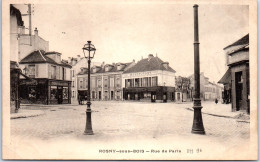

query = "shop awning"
[218,69,231,84]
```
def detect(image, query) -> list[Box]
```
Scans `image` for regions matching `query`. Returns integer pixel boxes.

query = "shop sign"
[129,71,152,77]
[50,81,68,86]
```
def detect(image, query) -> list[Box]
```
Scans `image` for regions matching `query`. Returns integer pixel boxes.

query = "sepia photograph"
[2,0,258,160]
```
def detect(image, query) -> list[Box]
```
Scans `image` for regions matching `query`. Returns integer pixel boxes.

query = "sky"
[14,2,249,83]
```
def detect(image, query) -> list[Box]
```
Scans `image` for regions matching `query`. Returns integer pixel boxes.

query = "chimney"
[148,54,154,61]
[71,57,77,66]
[34,27,38,36]
[101,61,105,67]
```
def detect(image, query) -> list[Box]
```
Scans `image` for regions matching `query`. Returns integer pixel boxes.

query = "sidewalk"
[182,101,250,122]
[11,109,45,119]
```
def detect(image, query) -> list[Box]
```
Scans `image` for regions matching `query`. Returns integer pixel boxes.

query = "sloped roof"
[19,50,72,68]
[224,34,249,50]
[123,56,176,74]
[77,62,133,75]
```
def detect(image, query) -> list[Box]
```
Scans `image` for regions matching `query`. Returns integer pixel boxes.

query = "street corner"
[11,109,45,119]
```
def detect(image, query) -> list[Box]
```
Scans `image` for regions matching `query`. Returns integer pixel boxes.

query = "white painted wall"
[10,15,19,63]
[19,35,49,61]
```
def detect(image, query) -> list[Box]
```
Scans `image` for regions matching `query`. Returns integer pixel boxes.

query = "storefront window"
[142,78,148,87]
[135,78,140,87]
[63,87,68,99]
[144,92,151,98]
[50,86,57,100]
[151,77,158,86]
[28,86,37,100]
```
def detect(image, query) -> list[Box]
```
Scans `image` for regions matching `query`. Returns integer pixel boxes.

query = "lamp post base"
[191,99,205,135]
[84,130,94,135]
[84,106,94,135]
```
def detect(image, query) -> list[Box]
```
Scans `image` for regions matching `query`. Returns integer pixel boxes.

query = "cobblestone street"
[8,101,251,159]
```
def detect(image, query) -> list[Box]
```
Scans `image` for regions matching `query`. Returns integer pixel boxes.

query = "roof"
[77,62,133,75]
[218,68,231,84]
[19,50,72,68]
[10,5,24,26]
[224,34,249,50]
[123,56,176,74]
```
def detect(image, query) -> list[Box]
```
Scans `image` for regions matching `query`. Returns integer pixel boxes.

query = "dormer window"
[93,67,96,73]
[105,66,109,72]
[117,64,121,70]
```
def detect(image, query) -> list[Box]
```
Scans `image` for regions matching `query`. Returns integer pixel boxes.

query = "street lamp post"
[82,41,96,135]
[192,4,205,134]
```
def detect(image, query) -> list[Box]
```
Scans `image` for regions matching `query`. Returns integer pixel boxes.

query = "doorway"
[57,86,63,104]
[235,71,243,111]
[111,91,114,100]
[98,91,101,100]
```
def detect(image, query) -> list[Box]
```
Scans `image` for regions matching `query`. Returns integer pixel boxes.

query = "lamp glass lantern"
[82,41,96,59]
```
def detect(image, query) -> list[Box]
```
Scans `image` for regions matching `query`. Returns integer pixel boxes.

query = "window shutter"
[64,68,66,80]
[35,65,39,77]
[48,64,51,79]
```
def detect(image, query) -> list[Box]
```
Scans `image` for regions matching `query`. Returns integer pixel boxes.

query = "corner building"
[122,54,176,102]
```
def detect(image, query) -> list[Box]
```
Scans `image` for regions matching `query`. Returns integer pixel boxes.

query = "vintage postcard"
[2,0,258,160]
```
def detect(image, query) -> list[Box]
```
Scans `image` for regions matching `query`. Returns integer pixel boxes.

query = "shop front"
[123,86,175,102]
[20,79,71,104]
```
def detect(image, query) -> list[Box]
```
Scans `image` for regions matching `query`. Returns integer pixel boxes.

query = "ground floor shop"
[123,86,175,102]
[230,63,250,114]
[20,79,71,104]
[78,89,123,102]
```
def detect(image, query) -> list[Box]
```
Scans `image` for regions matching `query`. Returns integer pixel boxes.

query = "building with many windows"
[175,76,192,102]
[77,60,136,101]
[19,50,72,104]
[189,72,223,101]
[69,55,101,103]
[122,54,176,102]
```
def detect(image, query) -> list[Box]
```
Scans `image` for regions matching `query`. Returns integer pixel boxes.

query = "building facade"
[77,61,136,101]
[122,54,176,102]
[10,5,24,113]
[219,34,249,113]
[19,50,72,104]
[175,76,192,102]
[189,73,223,101]
[69,55,102,103]
[18,27,49,61]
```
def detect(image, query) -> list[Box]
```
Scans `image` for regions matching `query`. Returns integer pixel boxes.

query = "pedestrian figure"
[215,98,218,104]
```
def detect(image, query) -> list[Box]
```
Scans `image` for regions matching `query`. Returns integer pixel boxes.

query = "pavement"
[11,109,45,119]
[6,101,251,160]
[14,101,249,121]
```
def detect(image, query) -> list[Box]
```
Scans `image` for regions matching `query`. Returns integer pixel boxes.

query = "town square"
[4,0,257,160]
